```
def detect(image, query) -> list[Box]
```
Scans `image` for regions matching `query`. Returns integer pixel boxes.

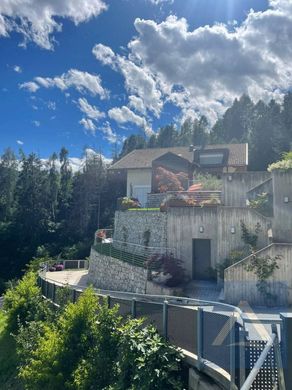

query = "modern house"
[90,144,292,306]
[109,144,248,206]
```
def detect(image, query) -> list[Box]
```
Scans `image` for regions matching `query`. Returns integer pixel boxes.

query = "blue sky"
[1,0,289,160]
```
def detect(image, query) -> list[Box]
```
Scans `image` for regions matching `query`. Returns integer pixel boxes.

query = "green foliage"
[244,254,281,301]
[116,320,184,390]
[194,173,222,191]
[0,311,22,389]
[240,221,261,250]
[268,151,292,172]
[217,250,246,279]
[3,272,51,333]
[249,192,272,217]
[16,287,185,390]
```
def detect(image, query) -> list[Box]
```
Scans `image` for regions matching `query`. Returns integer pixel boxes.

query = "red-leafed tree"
[154,166,188,193]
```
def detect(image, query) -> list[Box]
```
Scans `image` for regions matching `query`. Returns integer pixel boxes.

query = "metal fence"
[38,262,289,390]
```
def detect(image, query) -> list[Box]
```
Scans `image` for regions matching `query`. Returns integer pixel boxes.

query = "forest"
[0,92,292,290]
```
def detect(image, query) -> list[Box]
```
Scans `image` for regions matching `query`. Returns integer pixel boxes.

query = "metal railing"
[93,239,177,269]
[39,262,289,389]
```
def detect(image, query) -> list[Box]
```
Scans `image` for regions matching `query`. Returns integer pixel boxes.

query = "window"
[199,152,224,166]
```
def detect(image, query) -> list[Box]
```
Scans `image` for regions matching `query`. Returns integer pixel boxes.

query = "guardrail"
[38,273,240,388]
[39,262,289,389]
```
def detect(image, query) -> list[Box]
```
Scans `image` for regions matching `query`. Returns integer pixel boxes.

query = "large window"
[199,152,224,166]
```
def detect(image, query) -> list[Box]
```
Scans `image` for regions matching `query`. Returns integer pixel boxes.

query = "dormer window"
[199,152,224,166]
[193,148,229,167]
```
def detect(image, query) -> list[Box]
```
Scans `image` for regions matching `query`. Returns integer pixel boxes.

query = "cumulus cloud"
[0,0,107,49]
[77,98,105,120]
[126,1,292,122]
[20,81,39,93]
[79,118,97,135]
[92,43,162,116]
[16,140,24,145]
[21,69,108,98]
[108,106,153,136]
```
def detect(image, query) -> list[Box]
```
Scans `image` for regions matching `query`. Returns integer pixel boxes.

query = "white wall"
[126,169,152,197]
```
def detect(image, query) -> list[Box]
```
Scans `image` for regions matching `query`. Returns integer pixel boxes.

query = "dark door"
[192,239,211,280]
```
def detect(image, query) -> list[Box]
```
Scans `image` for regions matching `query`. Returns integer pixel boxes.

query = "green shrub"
[117,319,184,390]
[3,272,51,333]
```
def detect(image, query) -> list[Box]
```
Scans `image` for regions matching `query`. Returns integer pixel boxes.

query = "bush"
[268,151,292,172]
[117,319,184,390]
[3,272,51,333]
[147,253,185,287]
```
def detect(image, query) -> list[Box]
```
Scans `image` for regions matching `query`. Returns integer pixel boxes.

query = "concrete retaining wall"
[222,172,271,207]
[88,248,148,294]
[224,243,292,306]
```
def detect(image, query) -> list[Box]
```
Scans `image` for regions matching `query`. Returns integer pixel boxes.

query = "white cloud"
[16,140,24,145]
[32,120,40,127]
[20,81,39,93]
[128,95,146,115]
[108,106,153,136]
[0,0,107,49]
[92,43,116,66]
[125,2,292,123]
[13,65,22,73]
[92,44,162,116]
[47,101,56,110]
[77,97,105,120]
[29,69,108,98]
[79,118,97,135]
[99,121,119,144]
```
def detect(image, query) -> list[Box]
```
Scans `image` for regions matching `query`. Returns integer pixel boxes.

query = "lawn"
[0,310,22,390]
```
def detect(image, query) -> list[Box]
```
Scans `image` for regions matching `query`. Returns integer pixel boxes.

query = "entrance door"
[192,239,211,280]
[133,185,151,207]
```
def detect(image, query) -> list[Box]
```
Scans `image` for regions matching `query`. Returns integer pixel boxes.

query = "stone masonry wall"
[88,248,148,294]
[113,210,167,250]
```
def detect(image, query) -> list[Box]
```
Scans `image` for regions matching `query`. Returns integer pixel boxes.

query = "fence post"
[239,326,246,388]
[45,280,49,298]
[197,307,204,370]
[280,313,292,387]
[52,284,56,303]
[163,300,168,339]
[107,295,111,309]
[272,323,286,390]
[230,314,236,386]
[131,298,137,318]
[72,289,77,303]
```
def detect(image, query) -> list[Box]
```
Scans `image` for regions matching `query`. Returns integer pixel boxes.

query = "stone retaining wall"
[113,210,167,249]
[88,248,148,294]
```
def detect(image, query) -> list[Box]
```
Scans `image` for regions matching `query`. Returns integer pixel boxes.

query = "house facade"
[110,144,248,206]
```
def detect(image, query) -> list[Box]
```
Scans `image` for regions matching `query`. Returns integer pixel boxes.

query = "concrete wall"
[88,248,148,293]
[272,171,292,243]
[113,210,167,249]
[224,244,292,306]
[167,206,271,278]
[126,168,152,197]
[222,172,271,207]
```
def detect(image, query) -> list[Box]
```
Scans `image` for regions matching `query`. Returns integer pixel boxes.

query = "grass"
[0,310,23,390]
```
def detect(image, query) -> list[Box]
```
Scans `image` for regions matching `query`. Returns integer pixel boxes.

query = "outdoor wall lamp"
[228,175,232,181]
[230,226,236,234]
[199,226,204,233]
[284,196,289,203]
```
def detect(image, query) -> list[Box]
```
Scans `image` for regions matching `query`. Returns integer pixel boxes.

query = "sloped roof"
[110,143,248,170]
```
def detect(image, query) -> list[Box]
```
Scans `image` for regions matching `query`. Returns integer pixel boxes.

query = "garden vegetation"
[0,271,186,390]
